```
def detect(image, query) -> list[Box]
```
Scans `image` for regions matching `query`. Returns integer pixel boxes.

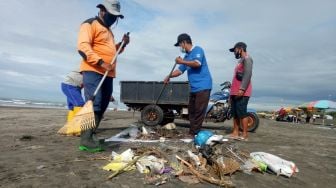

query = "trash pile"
[101,125,299,187]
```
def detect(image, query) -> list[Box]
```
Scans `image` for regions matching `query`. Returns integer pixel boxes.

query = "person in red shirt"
[229,42,253,140]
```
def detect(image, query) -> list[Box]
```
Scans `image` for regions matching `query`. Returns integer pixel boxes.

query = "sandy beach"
[1,106,336,188]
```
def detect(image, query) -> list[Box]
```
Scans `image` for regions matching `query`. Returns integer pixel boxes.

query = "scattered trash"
[111,149,134,162]
[105,126,194,143]
[141,126,149,135]
[194,130,214,147]
[187,150,201,166]
[206,134,228,146]
[163,123,176,130]
[180,138,193,143]
[113,125,139,139]
[250,152,299,177]
[136,155,166,174]
[159,137,166,143]
[103,161,136,172]
[100,127,299,186]
[176,155,234,187]
[107,152,149,180]
[103,149,136,172]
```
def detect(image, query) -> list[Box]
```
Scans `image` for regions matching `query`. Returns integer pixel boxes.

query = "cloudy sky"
[0,0,335,110]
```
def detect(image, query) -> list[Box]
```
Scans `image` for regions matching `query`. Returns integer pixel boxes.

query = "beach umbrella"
[298,100,336,125]
[312,100,336,109]
[299,100,336,110]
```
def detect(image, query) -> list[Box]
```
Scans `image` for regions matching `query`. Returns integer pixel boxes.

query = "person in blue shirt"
[164,33,212,136]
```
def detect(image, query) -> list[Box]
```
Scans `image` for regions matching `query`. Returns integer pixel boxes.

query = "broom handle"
[155,62,177,104]
[92,32,130,99]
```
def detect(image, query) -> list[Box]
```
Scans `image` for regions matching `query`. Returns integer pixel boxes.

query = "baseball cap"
[97,0,124,19]
[174,33,191,46]
[229,42,247,52]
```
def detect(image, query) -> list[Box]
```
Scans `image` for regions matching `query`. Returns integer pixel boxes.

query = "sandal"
[224,134,240,139]
[236,137,248,141]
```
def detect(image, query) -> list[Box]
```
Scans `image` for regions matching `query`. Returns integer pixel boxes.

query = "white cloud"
[0,0,335,110]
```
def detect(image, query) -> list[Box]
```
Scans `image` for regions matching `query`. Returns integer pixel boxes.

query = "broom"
[58,32,130,136]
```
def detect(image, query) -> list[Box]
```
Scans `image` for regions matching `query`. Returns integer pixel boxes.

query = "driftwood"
[176,155,234,188]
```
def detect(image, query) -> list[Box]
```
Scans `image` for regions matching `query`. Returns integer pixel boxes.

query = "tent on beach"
[298,100,336,125]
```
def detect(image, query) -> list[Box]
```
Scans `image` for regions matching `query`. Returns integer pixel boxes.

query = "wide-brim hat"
[97,0,124,19]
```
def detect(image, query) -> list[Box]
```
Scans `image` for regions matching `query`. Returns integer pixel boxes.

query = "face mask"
[179,42,187,53]
[180,46,186,53]
[234,49,241,59]
[103,12,117,27]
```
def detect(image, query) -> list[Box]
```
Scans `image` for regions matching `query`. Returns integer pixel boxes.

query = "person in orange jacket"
[77,0,130,152]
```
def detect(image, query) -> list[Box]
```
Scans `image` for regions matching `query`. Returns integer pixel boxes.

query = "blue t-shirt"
[178,46,212,93]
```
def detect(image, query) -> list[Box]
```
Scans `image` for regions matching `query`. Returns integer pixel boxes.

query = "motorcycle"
[206,81,259,132]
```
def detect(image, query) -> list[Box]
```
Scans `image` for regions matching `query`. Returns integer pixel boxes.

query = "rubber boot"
[92,112,105,144]
[79,129,103,152]
[79,111,104,152]
[66,110,74,122]
[93,112,102,134]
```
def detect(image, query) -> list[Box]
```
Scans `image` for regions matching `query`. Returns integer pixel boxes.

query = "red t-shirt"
[230,57,252,97]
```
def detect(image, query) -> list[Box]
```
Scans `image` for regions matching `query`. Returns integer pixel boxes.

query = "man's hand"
[237,89,245,97]
[101,62,113,71]
[122,34,130,47]
[164,76,170,84]
[175,56,184,64]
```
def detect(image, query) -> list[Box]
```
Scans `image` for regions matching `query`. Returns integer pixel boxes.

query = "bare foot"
[230,132,239,137]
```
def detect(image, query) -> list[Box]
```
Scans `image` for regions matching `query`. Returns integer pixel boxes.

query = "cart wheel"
[141,105,164,126]
[239,112,259,132]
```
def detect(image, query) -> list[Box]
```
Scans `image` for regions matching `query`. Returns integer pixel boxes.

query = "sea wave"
[0,98,66,109]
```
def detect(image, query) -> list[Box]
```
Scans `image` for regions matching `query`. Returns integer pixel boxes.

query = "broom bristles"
[57,100,96,136]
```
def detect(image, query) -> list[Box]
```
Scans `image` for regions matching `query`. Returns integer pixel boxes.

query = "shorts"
[231,96,250,118]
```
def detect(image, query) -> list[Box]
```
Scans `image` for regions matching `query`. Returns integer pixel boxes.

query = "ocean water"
[0,98,66,109]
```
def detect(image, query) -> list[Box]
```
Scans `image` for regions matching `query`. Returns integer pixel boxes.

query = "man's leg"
[100,77,113,116]
[241,116,249,138]
[236,97,250,139]
[188,93,196,135]
[231,117,240,137]
[230,96,240,137]
[93,77,113,133]
[191,90,211,135]
[80,71,104,151]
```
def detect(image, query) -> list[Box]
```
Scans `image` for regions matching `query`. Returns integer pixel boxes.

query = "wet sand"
[0,106,335,188]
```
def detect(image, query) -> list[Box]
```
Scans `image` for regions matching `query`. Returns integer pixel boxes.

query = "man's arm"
[176,57,201,68]
[77,23,101,65]
[240,57,253,91]
[164,69,182,84]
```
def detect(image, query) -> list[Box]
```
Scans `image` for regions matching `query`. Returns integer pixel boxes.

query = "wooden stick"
[176,155,234,188]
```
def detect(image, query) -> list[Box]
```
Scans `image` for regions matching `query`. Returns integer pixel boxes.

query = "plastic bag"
[250,152,299,177]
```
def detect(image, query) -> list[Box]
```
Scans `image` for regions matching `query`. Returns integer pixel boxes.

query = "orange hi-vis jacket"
[77,17,123,78]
